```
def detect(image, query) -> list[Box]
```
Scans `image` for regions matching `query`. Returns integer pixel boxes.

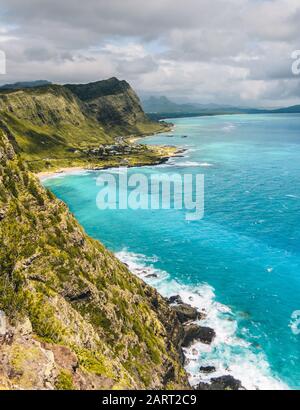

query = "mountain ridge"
[65,77,161,136]
[0,80,52,90]
[142,95,300,117]
[0,79,168,172]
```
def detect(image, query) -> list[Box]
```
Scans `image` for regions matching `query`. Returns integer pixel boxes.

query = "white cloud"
[0,0,299,106]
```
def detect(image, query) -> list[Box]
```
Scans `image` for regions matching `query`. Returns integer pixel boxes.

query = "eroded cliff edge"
[0,126,189,390]
[0,79,169,173]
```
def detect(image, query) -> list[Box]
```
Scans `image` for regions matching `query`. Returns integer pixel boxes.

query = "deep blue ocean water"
[44,114,300,389]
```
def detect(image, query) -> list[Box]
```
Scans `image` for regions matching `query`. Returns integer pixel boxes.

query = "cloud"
[0,0,299,106]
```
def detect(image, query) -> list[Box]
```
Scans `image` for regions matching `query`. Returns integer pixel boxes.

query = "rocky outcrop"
[182,324,216,347]
[172,304,205,323]
[168,295,183,305]
[167,295,216,354]
[167,295,206,323]
[0,316,115,390]
[200,366,216,374]
[197,376,244,391]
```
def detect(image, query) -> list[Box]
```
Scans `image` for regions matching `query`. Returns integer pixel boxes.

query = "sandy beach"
[37,146,184,181]
[37,166,89,180]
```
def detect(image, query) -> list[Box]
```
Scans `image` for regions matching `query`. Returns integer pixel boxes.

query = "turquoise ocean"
[44,114,300,390]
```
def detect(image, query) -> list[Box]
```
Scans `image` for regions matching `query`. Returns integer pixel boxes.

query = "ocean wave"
[97,167,129,175]
[155,162,176,168]
[285,194,298,199]
[174,161,214,168]
[41,169,90,181]
[222,123,236,132]
[199,162,214,167]
[116,249,289,391]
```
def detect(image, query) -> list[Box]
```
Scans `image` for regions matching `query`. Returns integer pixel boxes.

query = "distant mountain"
[271,105,300,113]
[0,80,52,90]
[142,95,300,118]
[142,96,249,114]
[142,96,190,113]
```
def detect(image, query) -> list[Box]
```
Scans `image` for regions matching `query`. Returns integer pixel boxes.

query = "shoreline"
[116,250,289,391]
[37,147,186,180]
[38,126,288,390]
[40,138,248,390]
[37,166,87,180]
[37,123,176,180]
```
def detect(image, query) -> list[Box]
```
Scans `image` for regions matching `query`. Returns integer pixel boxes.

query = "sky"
[0,0,300,107]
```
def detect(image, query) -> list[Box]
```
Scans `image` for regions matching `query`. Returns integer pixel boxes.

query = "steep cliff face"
[0,85,90,126]
[65,78,165,135]
[0,85,113,170]
[0,127,189,390]
[0,79,168,172]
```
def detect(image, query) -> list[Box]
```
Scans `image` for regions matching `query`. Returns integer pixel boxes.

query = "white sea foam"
[222,123,236,132]
[199,162,214,167]
[97,167,129,175]
[116,249,289,391]
[40,169,90,181]
[174,161,214,168]
[155,161,176,168]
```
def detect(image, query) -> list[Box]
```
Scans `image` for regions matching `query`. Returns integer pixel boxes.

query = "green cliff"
[0,126,189,390]
[0,79,169,173]
[65,77,166,136]
[0,85,112,171]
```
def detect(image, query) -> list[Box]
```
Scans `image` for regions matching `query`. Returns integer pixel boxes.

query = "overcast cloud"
[0,0,300,106]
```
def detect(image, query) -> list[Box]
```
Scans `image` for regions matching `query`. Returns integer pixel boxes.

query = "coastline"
[115,250,289,391]
[40,137,247,390]
[36,122,176,180]
[37,166,87,180]
[37,146,185,180]
[41,126,289,390]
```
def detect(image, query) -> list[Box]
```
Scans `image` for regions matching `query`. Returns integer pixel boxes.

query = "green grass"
[0,97,187,390]
[0,111,169,173]
[0,83,170,173]
[55,370,75,390]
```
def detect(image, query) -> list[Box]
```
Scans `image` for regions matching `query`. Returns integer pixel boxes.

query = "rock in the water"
[145,274,158,278]
[167,295,183,305]
[182,324,216,347]
[172,303,204,323]
[211,376,243,390]
[197,375,244,390]
[200,366,216,374]
[196,382,211,390]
